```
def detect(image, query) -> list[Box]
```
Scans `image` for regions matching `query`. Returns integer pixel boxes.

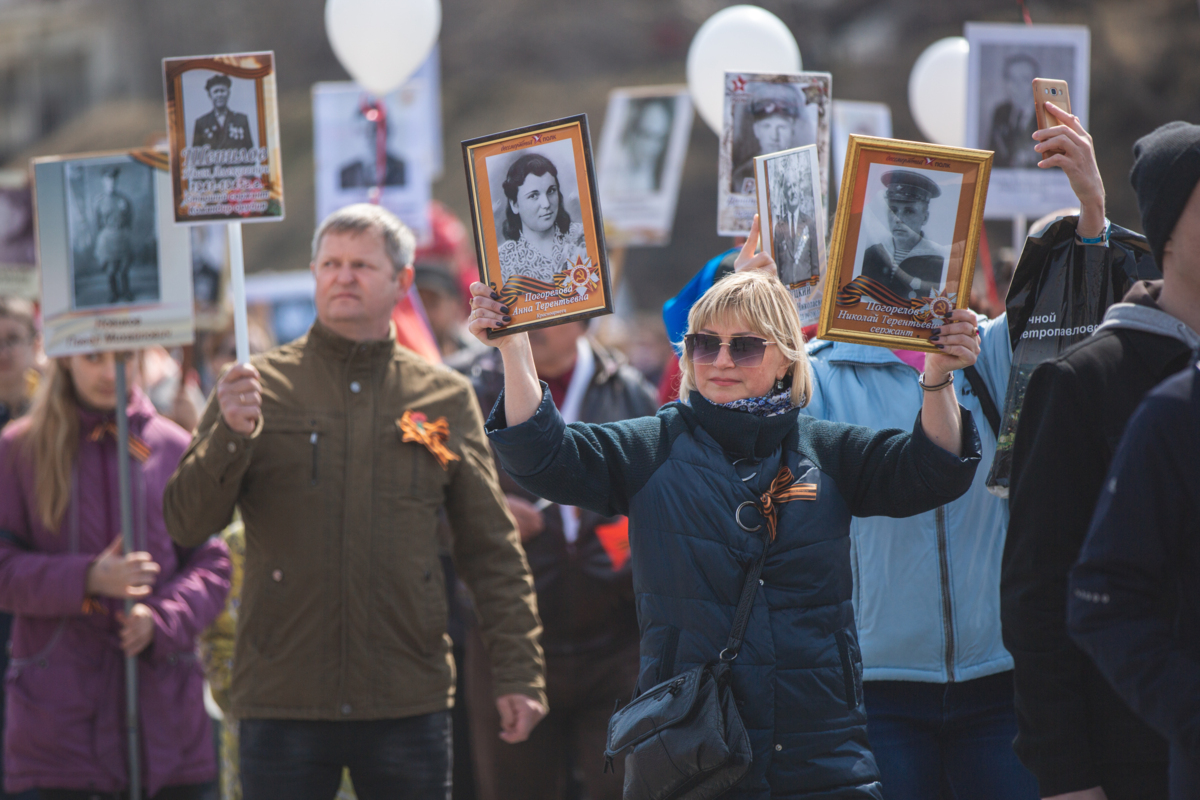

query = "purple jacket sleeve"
[143,537,231,662]
[0,433,94,618]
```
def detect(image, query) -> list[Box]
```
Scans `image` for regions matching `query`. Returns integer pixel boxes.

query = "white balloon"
[687,5,802,135]
[325,0,441,97]
[907,36,968,147]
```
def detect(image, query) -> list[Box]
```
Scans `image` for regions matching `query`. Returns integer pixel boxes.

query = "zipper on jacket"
[310,432,319,485]
[935,506,956,682]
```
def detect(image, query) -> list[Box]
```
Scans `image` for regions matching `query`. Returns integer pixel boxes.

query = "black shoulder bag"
[603,540,768,799]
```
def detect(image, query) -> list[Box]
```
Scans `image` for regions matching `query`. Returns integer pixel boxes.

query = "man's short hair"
[205,74,233,92]
[311,203,416,273]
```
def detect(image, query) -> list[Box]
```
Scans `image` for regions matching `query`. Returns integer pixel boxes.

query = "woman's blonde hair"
[17,359,81,530]
[677,270,813,408]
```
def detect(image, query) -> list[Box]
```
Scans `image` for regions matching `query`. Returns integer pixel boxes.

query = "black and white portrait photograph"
[313,78,434,239]
[596,85,693,247]
[719,71,830,236]
[34,150,194,356]
[181,70,258,150]
[164,52,284,223]
[485,139,587,286]
[463,115,612,336]
[757,146,823,288]
[851,164,963,304]
[965,23,1090,217]
[65,157,161,309]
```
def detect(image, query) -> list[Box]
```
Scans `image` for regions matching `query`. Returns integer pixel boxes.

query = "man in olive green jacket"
[164,204,546,800]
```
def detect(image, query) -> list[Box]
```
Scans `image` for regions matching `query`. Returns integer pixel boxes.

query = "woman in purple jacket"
[0,351,230,799]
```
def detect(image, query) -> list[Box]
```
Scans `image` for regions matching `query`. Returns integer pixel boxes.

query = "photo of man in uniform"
[986,54,1040,168]
[769,159,817,287]
[731,83,812,194]
[192,74,254,150]
[860,170,949,303]
[339,104,407,189]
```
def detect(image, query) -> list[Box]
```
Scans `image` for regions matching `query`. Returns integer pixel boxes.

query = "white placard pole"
[228,222,250,364]
[113,355,141,800]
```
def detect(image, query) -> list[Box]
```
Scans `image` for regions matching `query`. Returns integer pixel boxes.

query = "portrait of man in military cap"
[190,73,255,150]
[63,156,161,309]
[859,169,951,303]
[731,81,814,194]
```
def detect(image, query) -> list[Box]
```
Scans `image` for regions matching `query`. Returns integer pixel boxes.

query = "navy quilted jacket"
[488,387,981,798]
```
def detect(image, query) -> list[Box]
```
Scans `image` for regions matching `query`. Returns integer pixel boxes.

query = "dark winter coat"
[1002,281,1199,795]
[1069,364,1200,799]
[487,387,980,798]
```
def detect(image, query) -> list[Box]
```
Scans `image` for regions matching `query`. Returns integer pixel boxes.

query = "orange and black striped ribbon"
[758,466,818,541]
[398,410,460,470]
[496,275,561,311]
[835,275,922,311]
[88,422,151,462]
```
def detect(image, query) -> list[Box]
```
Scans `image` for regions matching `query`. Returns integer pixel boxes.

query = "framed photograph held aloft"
[33,149,194,357]
[462,114,612,337]
[0,170,37,299]
[718,71,831,237]
[312,53,439,241]
[754,144,826,327]
[964,23,1089,219]
[163,51,284,224]
[596,85,693,247]
[817,136,992,353]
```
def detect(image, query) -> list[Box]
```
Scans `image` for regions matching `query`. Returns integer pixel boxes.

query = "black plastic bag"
[985,216,1160,497]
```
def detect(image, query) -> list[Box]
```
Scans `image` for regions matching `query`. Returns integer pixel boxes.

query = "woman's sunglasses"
[684,333,775,367]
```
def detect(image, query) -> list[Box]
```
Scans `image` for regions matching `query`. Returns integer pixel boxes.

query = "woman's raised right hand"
[85,536,161,599]
[733,215,779,277]
[468,282,524,349]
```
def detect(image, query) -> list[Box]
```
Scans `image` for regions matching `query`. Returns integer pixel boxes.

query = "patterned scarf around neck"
[715,384,794,417]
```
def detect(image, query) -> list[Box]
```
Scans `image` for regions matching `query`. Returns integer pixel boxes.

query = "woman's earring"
[774,377,785,392]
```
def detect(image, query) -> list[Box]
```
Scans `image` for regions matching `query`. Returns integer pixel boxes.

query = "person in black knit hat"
[1002,117,1200,800]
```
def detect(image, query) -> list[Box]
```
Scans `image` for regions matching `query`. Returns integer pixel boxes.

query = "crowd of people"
[0,100,1196,800]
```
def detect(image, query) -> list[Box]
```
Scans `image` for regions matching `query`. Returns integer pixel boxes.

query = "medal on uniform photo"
[162,51,285,224]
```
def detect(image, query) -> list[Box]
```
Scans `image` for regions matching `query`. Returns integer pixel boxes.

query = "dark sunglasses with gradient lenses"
[684,333,775,367]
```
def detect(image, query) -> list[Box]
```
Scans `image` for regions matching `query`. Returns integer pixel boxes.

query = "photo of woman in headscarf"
[496,152,587,285]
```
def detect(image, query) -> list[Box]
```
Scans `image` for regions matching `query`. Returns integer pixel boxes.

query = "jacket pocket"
[255,416,326,491]
[835,629,863,710]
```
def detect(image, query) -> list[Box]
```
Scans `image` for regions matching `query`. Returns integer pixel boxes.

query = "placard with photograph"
[754,144,826,327]
[817,136,992,352]
[33,149,193,356]
[313,70,437,240]
[965,23,1089,218]
[596,85,693,247]
[163,51,284,224]
[719,71,831,237]
[0,171,37,299]
[831,100,892,214]
[462,115,612,337]
[190,224,230,331]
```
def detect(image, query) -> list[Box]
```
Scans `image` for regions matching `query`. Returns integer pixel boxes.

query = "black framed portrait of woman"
[463,115,613,337]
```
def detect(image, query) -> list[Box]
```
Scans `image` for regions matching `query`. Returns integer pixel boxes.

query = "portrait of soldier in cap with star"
[191,73,255,150]
[860,169,950,303]
[731,82,813,194]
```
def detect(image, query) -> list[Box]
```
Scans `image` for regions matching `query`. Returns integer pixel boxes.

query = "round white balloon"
[686,5,802,135]
[325,0,441,96]
[908,36,969,147]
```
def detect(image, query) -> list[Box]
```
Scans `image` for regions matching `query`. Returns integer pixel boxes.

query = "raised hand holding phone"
[1032,101,1106,240]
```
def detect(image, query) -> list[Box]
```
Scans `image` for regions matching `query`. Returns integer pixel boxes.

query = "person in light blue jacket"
[802,314,1037,799]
